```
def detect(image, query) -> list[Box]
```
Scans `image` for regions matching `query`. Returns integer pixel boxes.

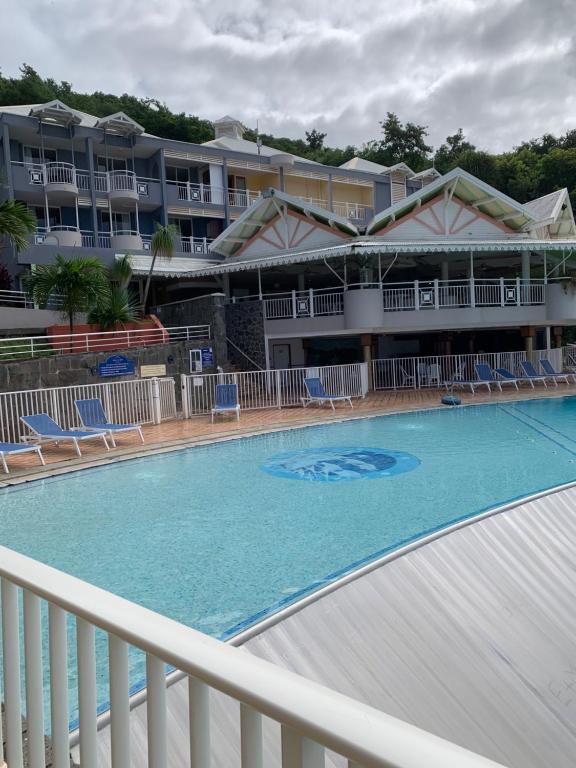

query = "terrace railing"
[372,347,564,390]
[0,546,504,768]
[0,377,176,442]
[181,362,368,417]
[0,325,210,361]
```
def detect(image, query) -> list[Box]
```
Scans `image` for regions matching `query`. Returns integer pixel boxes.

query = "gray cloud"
[1,0,575,152]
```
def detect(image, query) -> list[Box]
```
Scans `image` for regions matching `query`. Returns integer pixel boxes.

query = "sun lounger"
[302,377,353,410]
[539,358,576,385]
[0,442,45,473]
[211,384,240,422]
[75,398,144,447]
[20,413,109,456]
[519,361,548,388]
[492,368,521,389]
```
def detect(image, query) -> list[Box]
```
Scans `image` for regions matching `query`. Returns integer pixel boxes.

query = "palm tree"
[88,255,141,330]
[25,254,110,335]
[0,200,36,252]
[142,223,178,311]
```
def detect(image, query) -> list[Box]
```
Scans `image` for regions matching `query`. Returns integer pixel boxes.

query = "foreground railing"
[0,325,210,360]
[0,547,505,768]
[182,362,368,416]
[0,377,176,441]
[372,347,564,390]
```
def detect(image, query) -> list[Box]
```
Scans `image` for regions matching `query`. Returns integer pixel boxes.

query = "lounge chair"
[540,358,576,385]
[446,363,492,394]
[20,414,109,456]
[75,398,144,447]
[493,368,521,389]
[0,443,45,474]
[474,363,503,392]
[302,377,353,410]
[211,384,240,422]
[519,361,548,388]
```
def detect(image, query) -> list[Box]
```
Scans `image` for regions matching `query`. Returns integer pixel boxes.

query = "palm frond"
[0,201,37,252]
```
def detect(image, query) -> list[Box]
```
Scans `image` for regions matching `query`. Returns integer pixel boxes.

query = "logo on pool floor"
[260,447,420,482]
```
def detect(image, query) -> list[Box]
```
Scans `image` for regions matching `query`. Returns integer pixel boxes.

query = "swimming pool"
[3,395,576,719]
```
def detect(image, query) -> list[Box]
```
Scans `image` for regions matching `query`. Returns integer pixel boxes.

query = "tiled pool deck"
[2,384,575,483]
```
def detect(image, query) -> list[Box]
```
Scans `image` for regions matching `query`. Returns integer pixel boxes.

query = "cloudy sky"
[2,0,575,152]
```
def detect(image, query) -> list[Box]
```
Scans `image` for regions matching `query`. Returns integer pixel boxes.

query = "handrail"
[225,335,265,370]
[0,546,505,767]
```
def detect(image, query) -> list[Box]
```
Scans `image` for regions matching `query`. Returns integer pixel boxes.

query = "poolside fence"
[180,362,369,417]
[0,377,176,443]
[372,347,564,390]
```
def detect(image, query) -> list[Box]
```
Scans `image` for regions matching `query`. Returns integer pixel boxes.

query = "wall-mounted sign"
[140,364,167,378]
[98,355,135,378]
[201,347,214,367]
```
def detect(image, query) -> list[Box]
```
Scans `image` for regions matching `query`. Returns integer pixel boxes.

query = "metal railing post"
[516,276,521,306]
[414,280,419,310]
[181,374,190,419]
[470,277,476,308]
[309,287,315,317]
[292,290,297,318]
[150,378,162,424]
[500,277,505,307]
[433,279,439,310]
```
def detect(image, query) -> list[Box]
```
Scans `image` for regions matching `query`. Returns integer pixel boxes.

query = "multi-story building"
[0,100,436,307]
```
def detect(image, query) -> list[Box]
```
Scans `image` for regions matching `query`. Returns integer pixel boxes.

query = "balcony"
[177,236,214,255]
[43,162,78,196]
[33,225,82,248]
[94,170,138,201]
[110,229,144,250]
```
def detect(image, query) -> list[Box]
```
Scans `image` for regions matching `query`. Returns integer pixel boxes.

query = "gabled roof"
[367,167,535,235]
[412,167,442,181]
[95,112,145,136]
[339,157,389,173]
[209,188,358,258]
[202,135,320,165]
[525,189,576,236]
[386,162,415,177]
[119,254,218,277]
[29,100,83,126]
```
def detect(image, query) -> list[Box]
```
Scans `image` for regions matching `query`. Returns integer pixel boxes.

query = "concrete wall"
[0,339,213,396]
[0,306,63,331]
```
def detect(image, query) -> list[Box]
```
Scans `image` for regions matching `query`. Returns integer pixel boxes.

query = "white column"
[258,268,263,300]
[545,326,552,350]
[209,163,225,205]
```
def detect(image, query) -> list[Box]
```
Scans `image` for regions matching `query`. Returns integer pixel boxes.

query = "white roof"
[118,254,219,277]
[202,135,320,165]
[339,156,390,173]
[0,102,100,128]
[412,167,442,180]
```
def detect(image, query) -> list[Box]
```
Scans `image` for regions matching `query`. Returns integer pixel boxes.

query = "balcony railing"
[178,236,214,254]
[257,279,547,320]
[44,161,77,186]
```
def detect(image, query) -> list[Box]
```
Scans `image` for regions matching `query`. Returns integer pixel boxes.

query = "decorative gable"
[374,195,513,240]
[233,211,349,260]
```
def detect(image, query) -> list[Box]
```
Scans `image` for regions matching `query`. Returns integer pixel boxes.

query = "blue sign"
[261,447,420,482]
[98,355,135,378]
[201,347,214,367]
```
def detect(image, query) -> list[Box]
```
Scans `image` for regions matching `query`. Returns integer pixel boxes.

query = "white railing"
[44,161,77,187]
[81,230,95,247]
[98,233,111,248]
[76,171,91,190]
[169,181,224,205]
[0,289,36,308]
[0,547,503,768]
[0,325,210,360]
[181,362,368,416]
[178,236,214,254]
[332,200,371,221]
[228,186,262,208]
[109,169,136,193]
[259,279,547,320]
[372,347,564,390]
[0,377,176,443]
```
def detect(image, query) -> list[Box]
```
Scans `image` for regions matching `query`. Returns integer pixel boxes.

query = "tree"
[455,149,500,188]
[24,254,109,334]
[88,255,141,330]
[434,129,475,173]
[0,200,36,252]
[305,129,327,152]
[142,223,178,310]
[361,113,432,170]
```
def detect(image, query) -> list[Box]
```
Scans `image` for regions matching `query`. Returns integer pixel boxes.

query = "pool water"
[3,395,576,720]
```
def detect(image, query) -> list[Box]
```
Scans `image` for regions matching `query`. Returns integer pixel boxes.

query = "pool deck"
[2,383,575,484]
[80,481,576,768]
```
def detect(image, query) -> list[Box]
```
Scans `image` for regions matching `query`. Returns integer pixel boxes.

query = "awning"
[183,238,576,277]
[117,254,221,278]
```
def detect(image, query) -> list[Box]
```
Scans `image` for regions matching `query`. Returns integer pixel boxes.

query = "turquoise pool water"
[3,395,576,720]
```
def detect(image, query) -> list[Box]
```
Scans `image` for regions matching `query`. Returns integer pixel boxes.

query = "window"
[166,166,190,183]
[30,206,61,229]
[99,211,132,233]
[24,146,57,164]
[96,156,128,173]
[228,174,246,191]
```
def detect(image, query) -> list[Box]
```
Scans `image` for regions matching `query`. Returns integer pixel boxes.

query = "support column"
[1,121,14,198]
[158,148,168,226]
[297,273,306,293]
[522,326,535,357]
[554,326,564,348]
[327,173,333,212]
[522,250,531,305]
[545,325,551,350]
[441,261,449,282]
[86,136,98,242]
[361,334,373,390]
[279,167,285,192]
[222,273,230,298]
[222,158,230,226]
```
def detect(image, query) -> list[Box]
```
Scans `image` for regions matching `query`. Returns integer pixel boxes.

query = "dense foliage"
[2,65,575,204]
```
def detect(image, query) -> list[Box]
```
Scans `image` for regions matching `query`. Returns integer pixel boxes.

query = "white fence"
[0,378,176,442]
[0,325,210,360]
[181,363,368,417]
[372,347,564,390]
[0,547,503,768]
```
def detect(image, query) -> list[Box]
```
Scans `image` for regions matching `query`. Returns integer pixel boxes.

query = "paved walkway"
[2,383,575,482]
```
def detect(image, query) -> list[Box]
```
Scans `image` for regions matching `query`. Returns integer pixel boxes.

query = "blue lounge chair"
[473,363,502,392]
[75,398,144,447]
[0,443,45,474]
[211,384,240,423]
[519,361,548,388]
[20,414,109,456]
[540,358,575,385]
[302,377,353,410]
[493,368,521,389]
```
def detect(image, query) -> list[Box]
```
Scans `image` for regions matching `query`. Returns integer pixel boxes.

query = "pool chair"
[0,443,45,474]
[302,377,353,410]
[211,384,240,423]
[493,368,522,389]
[540,358,576,385]
[75,398,144,447]
[445,364,491,394]
[519,361,548,388]
[20,414,109,456]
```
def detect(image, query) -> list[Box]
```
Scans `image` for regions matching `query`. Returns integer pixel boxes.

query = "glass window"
[96,156,128,172]
[24,146,57,164]
[30,206,61,229]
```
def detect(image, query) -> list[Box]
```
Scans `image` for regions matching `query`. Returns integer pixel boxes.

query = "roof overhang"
[184,238,576,277]
[116,254,219,278]
[209,188,359,258]
[367,168,535,235]
[29,100,82,126]
[96,112,145,136]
